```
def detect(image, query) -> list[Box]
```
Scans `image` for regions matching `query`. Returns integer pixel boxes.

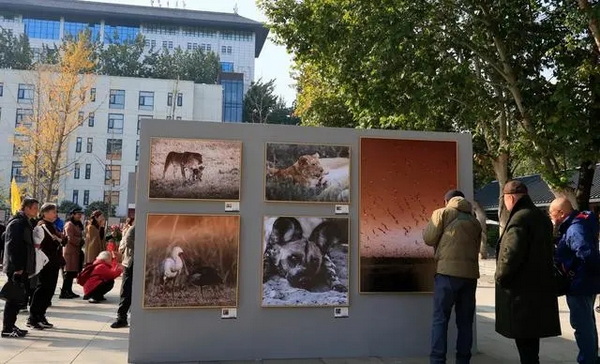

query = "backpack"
[76,262,96,286]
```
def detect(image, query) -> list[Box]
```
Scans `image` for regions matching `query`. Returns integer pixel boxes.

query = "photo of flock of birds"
[143,214,240,308]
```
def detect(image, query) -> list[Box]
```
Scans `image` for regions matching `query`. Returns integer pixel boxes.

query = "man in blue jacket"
[550,197,600,364]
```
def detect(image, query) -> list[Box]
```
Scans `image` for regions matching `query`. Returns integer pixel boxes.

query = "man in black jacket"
[2,198,39,338]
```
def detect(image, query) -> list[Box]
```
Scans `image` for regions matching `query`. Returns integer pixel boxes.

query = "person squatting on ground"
[2,198,39,338]
[495,180,561,364]
[80,251,122,304]
[85,210,106,266]
[550,197,600,364]
[423,189,482,364]
[28,203,63,330]
[61,208,84,299]
[112,224,135,328]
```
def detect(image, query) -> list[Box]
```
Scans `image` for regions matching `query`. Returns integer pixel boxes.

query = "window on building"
[103,191,120,206]
[85,163,91,179]
[168,41,173,49]
[151,39,156,48]
[109,89,125,109]
[220,62,234,73]
[72,190,79,205]
[167,92,173,106]
[136,140,140,161]
[105,165,121,186]
[12,134,27,157]
[177,93,183,107]
[106,139,123,160]
[138,91,154,111]
[162,40,168,49]
[15,108,33,127]
[0,82,4,96]
[63,21,101,41]
[83,190,90,206]
[74,163,80,179]
[11,161,26,183]
[187,42,192,50]
[17,84,34,103]
[76,137,82,153]
[78,111,84,125]
[88,112,95,127]
[138,115,152,135]
[144,39,150,47]
[23,18,60,40]
[221,46,227,54]
[221,79,244,122]
[90,88,96,102]
[144,24,178,35]
[104,24,139,44]
[227,46,232,54]
[206,44,212,52]
[219,30,253,41]
[86,137,93,153]
[108,113,124,134]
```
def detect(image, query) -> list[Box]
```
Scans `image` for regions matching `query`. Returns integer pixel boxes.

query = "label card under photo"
[224,202,240,212]
[335,205,349,215]
[334,307,349,318]
[221,308,237,319]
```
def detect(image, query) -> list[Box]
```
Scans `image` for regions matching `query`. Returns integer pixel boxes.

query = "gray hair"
[96,251,112,262]
[39,203,57,215]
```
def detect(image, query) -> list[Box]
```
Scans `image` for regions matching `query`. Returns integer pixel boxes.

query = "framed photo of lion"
[143,214,240,309]
[262,216,350,307]
[265,143,350,203]
[149,137,242,200]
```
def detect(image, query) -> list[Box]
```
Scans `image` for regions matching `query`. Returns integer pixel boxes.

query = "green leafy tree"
[85,201,115,219]
[243,78,278,123]
[269,98,301,125]
[96,34,148,78]
[0,27,32,69]
[57,200,82,214]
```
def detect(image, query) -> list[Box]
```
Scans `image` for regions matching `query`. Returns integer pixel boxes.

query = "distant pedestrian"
[550,197,600,364]
[423,189,482,364]
[79,251,122,304]
[495,180,560,363]
[111,224,134,328]
[28,203,62,330]
[0,223,5,264]
[61,208,84,299]
[2,198,39,338]
[85,210,105,265]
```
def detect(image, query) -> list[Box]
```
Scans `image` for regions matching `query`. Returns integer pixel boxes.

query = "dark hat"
[503,180,528,195]
[444,189,465,201]
[69,207,84,215]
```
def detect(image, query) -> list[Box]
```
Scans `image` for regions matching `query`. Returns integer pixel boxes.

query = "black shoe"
[98,296,107,302]
[59,291,74,299]
[88,298,101,304]
[26,320,45,330]
[110,319,128,329]
[39,317,54,329]
[69,291,80,299]
[1,328,26,338]
[13,326,28,335]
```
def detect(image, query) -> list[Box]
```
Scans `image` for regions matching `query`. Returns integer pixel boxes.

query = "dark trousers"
[117,263,133,321]
[29,265,60,320]
[2,300,20,331]
[61,271,77,293]
[86,280,115,300]
[430,274,477,364]
[515,338,540,364]
[566,294,598,364]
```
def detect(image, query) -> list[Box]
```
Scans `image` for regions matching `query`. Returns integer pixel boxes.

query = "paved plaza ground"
[0,259,595,363]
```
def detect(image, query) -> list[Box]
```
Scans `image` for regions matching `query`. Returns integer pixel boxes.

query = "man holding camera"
[2,198,39,338]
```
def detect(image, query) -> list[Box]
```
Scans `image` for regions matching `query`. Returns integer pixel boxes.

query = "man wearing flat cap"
[424,189,482,364]
[495,180,560,363]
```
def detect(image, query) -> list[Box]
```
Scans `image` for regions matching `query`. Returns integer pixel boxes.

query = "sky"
[84,0,296,104]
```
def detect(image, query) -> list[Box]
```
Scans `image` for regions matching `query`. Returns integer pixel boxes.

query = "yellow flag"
[10,178,21,215]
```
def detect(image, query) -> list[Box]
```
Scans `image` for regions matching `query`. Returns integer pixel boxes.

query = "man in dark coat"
[495,180,560,363]
[2,198,39,338]
[550,197,600,364]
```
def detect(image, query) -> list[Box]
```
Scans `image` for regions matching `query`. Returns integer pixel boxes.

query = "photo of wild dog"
[149,138,242,200]
[262,216,349,307]
[265,143,350,203]
[143,214,240,309]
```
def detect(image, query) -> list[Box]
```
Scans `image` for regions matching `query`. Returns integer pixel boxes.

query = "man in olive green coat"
[495,180,560,364]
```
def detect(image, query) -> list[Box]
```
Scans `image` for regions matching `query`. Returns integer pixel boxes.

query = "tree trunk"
[578,0,600,54]
[575,160,595,211]
[472,200,489,259]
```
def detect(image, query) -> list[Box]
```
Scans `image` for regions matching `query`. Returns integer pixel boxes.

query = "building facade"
[0,69,223,216]
[0,0,268,122]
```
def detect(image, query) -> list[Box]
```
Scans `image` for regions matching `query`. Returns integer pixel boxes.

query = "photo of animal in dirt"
[262,216,350,307]
[143,214,240,309]
[149,138,242,200]
[265,143,350,203]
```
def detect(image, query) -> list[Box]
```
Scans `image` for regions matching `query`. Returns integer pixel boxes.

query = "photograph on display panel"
[149,137,242,200]
[143,214,240,309]
[262,216,350,307]
[359,138,458,293]
[265,143,350,203]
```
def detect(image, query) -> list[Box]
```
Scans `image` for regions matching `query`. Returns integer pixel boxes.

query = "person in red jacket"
[80,251,123,304]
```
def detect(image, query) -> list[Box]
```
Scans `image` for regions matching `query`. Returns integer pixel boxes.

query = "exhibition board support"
[129,120,473,363]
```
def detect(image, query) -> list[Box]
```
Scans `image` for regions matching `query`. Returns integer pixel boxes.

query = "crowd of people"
[1,199,135,338]
[424,181,600,364]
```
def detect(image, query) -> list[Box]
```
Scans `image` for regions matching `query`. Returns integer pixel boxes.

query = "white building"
[0,69,223,216]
